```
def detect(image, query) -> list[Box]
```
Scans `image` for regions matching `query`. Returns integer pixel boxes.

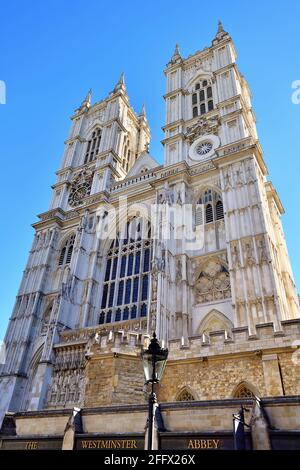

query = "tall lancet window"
[192,79,214,118]
[58,234,75,266]
[84,128,101,164]
[195,189,224,226]
[122,135,131,172]
[99,218,152,325]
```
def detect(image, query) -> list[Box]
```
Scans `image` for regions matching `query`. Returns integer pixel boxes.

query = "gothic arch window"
[176,388,196,402]
[195,189,224,226]
[58,234,75,267]
[191,79,214,118]
[233,382,257,399]
[122,135,131,172]
[99,217,152,325]
[84,128,101,164]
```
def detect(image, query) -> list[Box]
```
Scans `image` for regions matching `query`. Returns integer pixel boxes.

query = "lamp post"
[141,332,168,451]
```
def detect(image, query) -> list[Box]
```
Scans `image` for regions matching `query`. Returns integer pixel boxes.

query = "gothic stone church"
[1,23,300,451]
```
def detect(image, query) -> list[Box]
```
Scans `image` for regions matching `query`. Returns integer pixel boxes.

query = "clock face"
[68,171,93,207]
[196,141,213,156]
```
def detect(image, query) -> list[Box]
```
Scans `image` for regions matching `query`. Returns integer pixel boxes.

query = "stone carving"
[150,303,157,332]
[158,181,175,205]
[195,260,231,304]
[176,258,182,282]
[185,116,219,144]
[235,165,244,186]
[231,244,241,268]
[245,162,255,183]
[47,344,86,408]
[176,187,183,205]
[151,272,158,301]
[152,241,166,272]
[223,170,232,190]
[61,267,74,301]
[257,238,268,263]
[244,240,256,266]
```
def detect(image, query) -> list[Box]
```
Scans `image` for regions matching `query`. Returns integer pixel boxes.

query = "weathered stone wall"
[46,321,300,410]
[158,355,265,402]
[84,337,145,407]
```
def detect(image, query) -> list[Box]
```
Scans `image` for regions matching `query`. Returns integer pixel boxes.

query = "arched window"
[196,190,224,226]
[122,135,131,172]
[234,383,256,399]
[177,388,195,402]
[99,218,152,325]
[85,128,101,164]
[58,234,75,266]
[192,80,214,117]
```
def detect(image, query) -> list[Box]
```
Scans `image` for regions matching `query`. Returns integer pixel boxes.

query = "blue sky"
[0,0,299,340]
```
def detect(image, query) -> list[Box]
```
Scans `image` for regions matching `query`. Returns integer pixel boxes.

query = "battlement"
[56,319,300,362]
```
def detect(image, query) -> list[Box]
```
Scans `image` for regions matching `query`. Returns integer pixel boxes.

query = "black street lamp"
[141,332,168,450]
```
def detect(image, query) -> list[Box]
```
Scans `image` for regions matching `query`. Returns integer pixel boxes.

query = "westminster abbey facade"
[1,23,300,450]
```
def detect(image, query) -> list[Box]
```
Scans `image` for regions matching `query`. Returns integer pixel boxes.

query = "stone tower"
[155,21,299,342]
[0,75,150,421]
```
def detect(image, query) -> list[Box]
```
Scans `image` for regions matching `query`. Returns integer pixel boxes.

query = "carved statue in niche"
[235,165,244,186]
[61,267,74,301]
[231,244,241,268]
[195,259,231,304]
[244,240,256,266]
[150,303,157,331]
[151,272,158,301]
[258,238,268,263]
[152,241,165,272]
[159,181,174,205]
[246,163,255,183]
[224,170,232,190]
[176,258,182,282]
[176,186,183,205]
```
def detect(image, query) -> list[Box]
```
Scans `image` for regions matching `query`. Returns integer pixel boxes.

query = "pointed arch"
[198,309,233,335]
[176,386,197,402]
[84,126,102,163]
[58,232,76,267]
[186,70,214,93]
[21,345,44,411]
[233,381,259,399]
[194,187,224,226]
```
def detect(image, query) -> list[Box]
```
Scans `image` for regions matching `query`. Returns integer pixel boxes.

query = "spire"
[76,88,92,113]
[140,103,146,117]
[174,43,180,56]
[217,20,224,34]
[213,19,228,43]
[170,43,182,64]
[119,71,125,86]
[114,72,126,93]
[84,88,92,104]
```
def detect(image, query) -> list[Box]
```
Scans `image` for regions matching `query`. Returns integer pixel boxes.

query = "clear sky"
[0,0,299,340]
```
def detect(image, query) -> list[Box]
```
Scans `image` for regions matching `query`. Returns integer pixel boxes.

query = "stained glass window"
[99,218,152,325]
